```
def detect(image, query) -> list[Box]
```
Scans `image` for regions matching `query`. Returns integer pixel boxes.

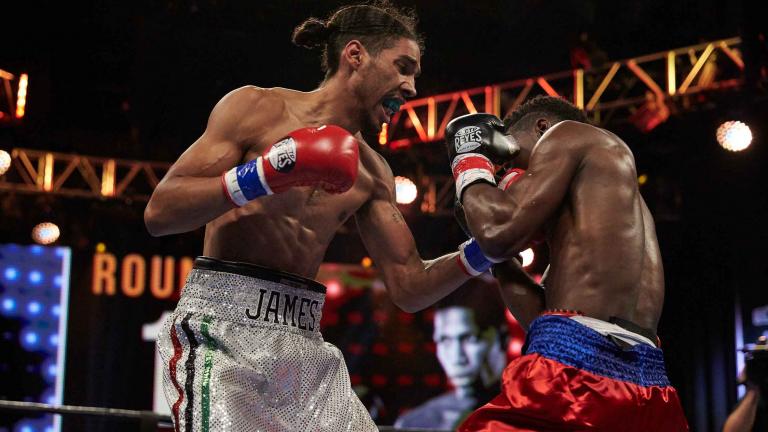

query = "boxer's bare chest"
[203,104,377,273]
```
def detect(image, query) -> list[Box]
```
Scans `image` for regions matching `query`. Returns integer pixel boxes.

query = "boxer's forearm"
[386,253,471,313]
[145,175,235,236]
[463,184,534,261]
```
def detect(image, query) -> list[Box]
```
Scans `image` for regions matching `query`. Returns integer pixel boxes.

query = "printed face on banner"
[433,306,493,387]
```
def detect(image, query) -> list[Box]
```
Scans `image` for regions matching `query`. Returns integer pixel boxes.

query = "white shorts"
[157,257,377,432]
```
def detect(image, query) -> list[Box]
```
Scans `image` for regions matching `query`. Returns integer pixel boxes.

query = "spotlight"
[2,298,16,312]
[32,222,60,245]
[0,149,10,175]
[15,73,28,119]
[717,121,752,152]
[379,123,388,146]
[361,257,373,268]
[395,176,418,204]
[28,271,43,284]
[4,267,18,281]
[325,279,343,299]
[21,329,40,350]
[27,301,42,315]
[520,248,535,268]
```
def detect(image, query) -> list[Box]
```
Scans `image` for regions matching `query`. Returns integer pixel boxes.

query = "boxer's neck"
[307,77,363,134]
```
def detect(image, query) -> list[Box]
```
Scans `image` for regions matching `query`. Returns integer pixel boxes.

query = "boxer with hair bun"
[145,3,494,431]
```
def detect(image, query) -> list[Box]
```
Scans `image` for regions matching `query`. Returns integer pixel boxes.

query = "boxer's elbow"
[386,280,422,313]
[474,223,521,262]
[144,200,173,237]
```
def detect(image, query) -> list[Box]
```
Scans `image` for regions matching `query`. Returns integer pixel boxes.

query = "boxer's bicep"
[145,87,272,236]
[465,137,580,259]
[507,140,580,233]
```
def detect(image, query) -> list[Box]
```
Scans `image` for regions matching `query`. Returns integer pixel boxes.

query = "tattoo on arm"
[391,205,406,224]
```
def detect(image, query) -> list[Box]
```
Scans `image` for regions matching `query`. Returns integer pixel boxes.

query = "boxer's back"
[544,123,664,330]
[202,87,381,277]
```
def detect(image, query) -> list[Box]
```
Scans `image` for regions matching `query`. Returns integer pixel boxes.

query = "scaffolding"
[0,148,169,201]
[0,69,28,122]
[0,37,749,208]
[382,37,744,149]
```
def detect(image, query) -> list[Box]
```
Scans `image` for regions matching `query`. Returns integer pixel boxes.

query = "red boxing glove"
[498,168,525,191]
[223,125,359,206]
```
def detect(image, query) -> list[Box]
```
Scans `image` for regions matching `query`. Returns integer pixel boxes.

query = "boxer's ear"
[343,40,364,70]
[535,118,550,137]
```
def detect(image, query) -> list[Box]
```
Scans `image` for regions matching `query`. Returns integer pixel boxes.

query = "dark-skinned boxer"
[446,96,688,431]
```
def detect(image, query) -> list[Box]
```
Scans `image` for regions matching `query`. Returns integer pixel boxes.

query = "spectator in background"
[394,277,508,430]
[724,336,768,432]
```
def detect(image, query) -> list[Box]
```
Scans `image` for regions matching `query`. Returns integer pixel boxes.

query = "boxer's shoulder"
[535,120,619,158]
[354,139,395,202]
[212,86,285,127]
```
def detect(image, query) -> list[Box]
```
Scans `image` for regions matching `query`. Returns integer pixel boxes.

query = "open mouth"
[381,97,404,118]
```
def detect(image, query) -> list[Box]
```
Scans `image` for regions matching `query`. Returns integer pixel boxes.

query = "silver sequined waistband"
[177,258,326,336]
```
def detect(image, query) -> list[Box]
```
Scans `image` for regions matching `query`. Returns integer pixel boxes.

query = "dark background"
[2,1,768,431]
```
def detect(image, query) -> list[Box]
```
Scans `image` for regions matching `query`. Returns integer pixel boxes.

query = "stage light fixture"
[32,222,60,245]
[521,248,535,268]
[29,271,43,284]
[2,298,16,312]
[27,301,42,315]
[395,176,418,204]
[326,279,343,299]
[717,121,752,152]
[16,73,28,119]
[21,329,40,350]
[0,149,10,175]
[5,267,18,280]
[379,123,388,145]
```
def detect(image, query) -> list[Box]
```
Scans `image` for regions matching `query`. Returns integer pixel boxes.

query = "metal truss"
[0,69,27,122]
[382,37,744,149]
[0,148,169,201]
[0,37,747,213]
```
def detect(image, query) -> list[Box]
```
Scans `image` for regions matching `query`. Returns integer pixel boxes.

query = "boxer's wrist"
[452,153,496,202]
[457,238,500,276]
[222,158,272,207]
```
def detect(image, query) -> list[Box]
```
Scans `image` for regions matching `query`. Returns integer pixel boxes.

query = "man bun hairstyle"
[291,17,333,50]
[292,1,424,79]
[503,95,589,132]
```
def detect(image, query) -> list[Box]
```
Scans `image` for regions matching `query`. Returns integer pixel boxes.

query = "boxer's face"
[505,117,550,169]
[353,37,421,134]
[434,307,495,388]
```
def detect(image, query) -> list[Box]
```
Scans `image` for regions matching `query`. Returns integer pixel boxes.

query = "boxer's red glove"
[222,125,359,206]
[498,168,525,191]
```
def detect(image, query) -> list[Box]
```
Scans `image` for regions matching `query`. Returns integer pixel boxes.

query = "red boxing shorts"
[459,313,689,431]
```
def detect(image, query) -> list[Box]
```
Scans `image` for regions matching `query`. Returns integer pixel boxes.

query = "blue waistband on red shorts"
[525,314,671,387]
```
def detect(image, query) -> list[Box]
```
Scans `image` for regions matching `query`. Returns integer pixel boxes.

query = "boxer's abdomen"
[544,142,652,323]
[203,172,372,278]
